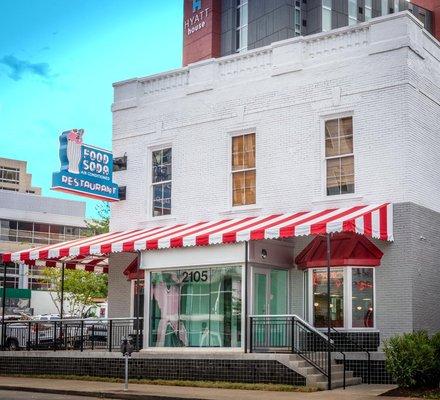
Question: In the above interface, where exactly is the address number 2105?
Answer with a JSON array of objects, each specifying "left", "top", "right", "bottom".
[{"left": 182, "top": 270, "right": 208, "bottom": 283}]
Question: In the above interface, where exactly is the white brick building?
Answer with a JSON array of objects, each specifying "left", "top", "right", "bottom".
[{"left": 109, "top": 12, "right": 440, "bottom": 353}]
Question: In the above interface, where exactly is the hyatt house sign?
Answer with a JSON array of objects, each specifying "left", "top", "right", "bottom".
[
  {"left": 52, "top": 129, "right": 119, "bottom": 202},
  {"left": 185, "top": 0, "right": 210, "bottom": 36}
]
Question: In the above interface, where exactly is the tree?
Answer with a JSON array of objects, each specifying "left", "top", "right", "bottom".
[
  {"left": 85, "top": 202, "right": 110, "bottom": 235},
  {"left": 40, "top": 268, "right": 108, "bottom": 317}
]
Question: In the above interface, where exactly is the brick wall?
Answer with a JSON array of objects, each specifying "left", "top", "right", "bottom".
[{"left": 111, "top": 13, "right": 440, "bottom": 232}]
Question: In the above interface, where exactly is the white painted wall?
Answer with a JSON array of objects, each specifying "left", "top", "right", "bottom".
[{"left": 110, "top": 13, "right": 440, "bottom": 232}]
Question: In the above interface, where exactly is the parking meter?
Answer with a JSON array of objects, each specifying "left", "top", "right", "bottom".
[
  {"left": 120, "top": 337, "right": 133, "bottom": 391},
  {"left": 120, "top": 337, "right": 134, "bottom": 356}
]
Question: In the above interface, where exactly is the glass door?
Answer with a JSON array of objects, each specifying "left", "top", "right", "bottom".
[{"left": 252, "top": 268, "right": 288, "bottom": 348}]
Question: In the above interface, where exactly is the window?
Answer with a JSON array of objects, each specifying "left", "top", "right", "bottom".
[
  {"left": 312, "top": 269, "right": 344, "bottom": 328},
  {"left": 150, "top": 266, "right": 242, "bottom": 347},
  {"left": 0, "top": 167, "right": 19, "bottom": 184},
  {"left": 322, "top": 0, "right": 332, "bottom": 31},
  {"left": 152, "top": 148, "right": 172, "bottom": 217},
  {"left": 232, "top": 133, "right": 256, "bottom": 206},
  {"left": 348, "top": 0, "right": 358, "bottom": 25},
  {"left": 352, "top": 268, "right": 374, "bottom": 328},
  {"left": 325, "top": 116, "right": 354, "bottom": 196},
  {"left": 236, "top": 0, "right": 248, "bottom": 52},
  {"left": 310, "top": 267, "right": 375, "bottom": 329},
  {"left": 364, "top": 0, "right": 372, "bottom": 20},
  {"left": 295, "top": 2, "right": 301, "bottom": 34},
  {"left": 381, "top": 0, "right": 389, "bottom": 15}
]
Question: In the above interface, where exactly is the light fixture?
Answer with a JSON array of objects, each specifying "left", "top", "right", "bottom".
[
  {"left": 314, "top": 302, "right": 319, "bottom": 307},
  {"left": 357, "top": 306, "right": 362, "bottom": 311},
  {"left": 261, "top": 249, "right": 267, "bottom": 259}
]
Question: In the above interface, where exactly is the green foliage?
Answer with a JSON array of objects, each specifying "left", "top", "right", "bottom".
[
  {"left": 431, "top": 332, "right": 440, "bottom": 379},
  {"left": 384, "top": 331, "right": 439, "bottom": 388},
  {"left": 40, "top": 268, "right": 108, "bottom": 317},
  {"left": 85, "top": 202, "right": 110, "bottom": 235}
]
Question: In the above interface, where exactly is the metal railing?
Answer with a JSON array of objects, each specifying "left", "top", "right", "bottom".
[
  {"left": 249, "top": 315, "right": 346, "bottom": 389},
  {"left": 328, "top": 326, "right": 371, "bottom": 384},
  {"left": 0, "top": 317, "right": 143, "bottom": 352}
]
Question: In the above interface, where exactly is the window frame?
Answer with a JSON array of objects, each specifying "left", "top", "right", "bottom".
[
  {"left": 149, "top": 144, "right": 173, "bottom": 219},
  {"left": 0, "top": 167, "right": 20, "bottom": 184},
  {"left": 235, "top": 0, "right": 248, "bottom": 52},
  {"left": 307, "top": 267, "right": 377, "bottom": 331},
  {"left": 322, "top": 0, "right": 332, "bottom": 32},
  {"left": 348, "top": 0, "right": 358, "bottom": 26},
  {"left": 229, "top": 130, "right": 257, "bottom": 209},
  {"left": 322, "top": 113, "right": 355, "bottom": 198}
]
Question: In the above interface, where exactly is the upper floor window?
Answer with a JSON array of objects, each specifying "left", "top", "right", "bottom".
[
  {"left": 152, "top": 148, "right": 172, "bottom": 217},
  {"left": 0, "top": 167, "right": 19, "bottom": 184},
  {"left": 381, "top": 0, "right": 389, "bottom": 15},
  {"left": 236, "top": 0, "right": 248, "bottom": 52},
  {"left": 325, "top": 117, "right": 354, "bottom": 196},
  {"left": 364, "top": 0, "right": 372, "bottom": 21},
  {"left": 232, "top": 133, "right": 255, "bottom": 206},
  {"left": 322, "top": 0, "right": 332, "bottom": 31},
  {"left": 348, "top": 0, "right": 358, "bottom": 25}
]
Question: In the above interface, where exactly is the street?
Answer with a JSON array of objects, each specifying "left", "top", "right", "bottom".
[{"left": 0, "top": 390, "right": 103, "bottom": 400}]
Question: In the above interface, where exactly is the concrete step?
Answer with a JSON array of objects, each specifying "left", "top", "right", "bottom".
[
  {"left": 306, "top": 371, "right": 354, "bottom": 385},
  {"left": 316, "top": 377, "right": 363, "bottom": 390},
  {"left": 290, "top": 361, "right": 344, "bottom": 375}
]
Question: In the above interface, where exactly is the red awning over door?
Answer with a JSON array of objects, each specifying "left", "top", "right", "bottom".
[{"left": 295, "top": 232, "right": 384, "bottom": 269}]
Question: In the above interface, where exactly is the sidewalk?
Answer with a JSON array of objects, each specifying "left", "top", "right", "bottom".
[{"left": 0, "top": 377, "right": 401, "bottom": 400}]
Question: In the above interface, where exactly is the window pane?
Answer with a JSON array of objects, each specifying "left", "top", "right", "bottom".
[
  {"left": 340, "top": 156, "right": 354, "bottom": 176},
  {"left": 325, "top": 120, "right": 339, "bottom": 156},
  {"left": 340, "top": 117, "right": 352, "bottom": 136},
  {"left": 232, "top": 135, "right": 243, "bottom": 154},
  {"left": 327, "top": 158, "right": 340, "bottom": 179},
  {"left": 352, "top": 268, "right": 374, "bottom": 328},
  {"left": 233, "top": 171, "right": 245, "bottom": 190},
  {"left": 322, "top": 7, "right": 332, "bottom": 31},
  {"left": 233, "top": 189, "right": 244, "bottom": 206},
  {"left": 232, "top": 152, "right": 244, "bottom": 171},
  {"left": 326, "top": 177, "right": 340, "bottom": 196},
  {"left": 244, "top": 170, "right": 255, "bottom": 188},
  {"left": 339, "top": 135, "right": 353, "bottom": 155},
  {"left": 313, "top": 270, "right": 344, "bottom": 328},
  {"left": 150, "top": 267, "right": 242, "bottom": 347}
]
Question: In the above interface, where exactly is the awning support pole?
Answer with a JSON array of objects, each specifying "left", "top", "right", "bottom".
[
  {"left": 2, "top": 262, "right": 7, "bottom": 350},
  {"left": 135, "top": 250, "right": 141, "bottom": 352},
  {"left": 60, "top": 262, "right": 65, "bottom": 320},
  {"left": 244, "top": 241, "right": 249, "bottom": 353},
  {"left": 326, "top": 233, "right": 332, "bottom": 390}
]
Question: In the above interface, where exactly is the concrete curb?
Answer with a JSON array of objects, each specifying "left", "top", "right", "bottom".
[{"left": 0, "top": 385, "right": 208, "bottom": 400}]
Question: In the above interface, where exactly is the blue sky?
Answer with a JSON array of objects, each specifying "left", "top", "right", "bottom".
[{"left": 0, "top": 0, "right": 183, "bottom": 217}]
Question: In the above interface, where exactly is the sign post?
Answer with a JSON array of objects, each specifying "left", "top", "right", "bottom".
[{"left": 52, "top": 129, "right": 119, "bottom": 202}]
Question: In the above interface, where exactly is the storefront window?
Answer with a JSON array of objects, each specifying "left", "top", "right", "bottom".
[
  {"left": 310, "top": 267, "right": 375, "bottom": 329},
  {"left": 352, "top": 268, "right": 374, "bottom": 328},
  {"left": 150, "top": 266, "right": 241, "bottom": 347},
  {"left": 312, "top": 269, "right": 344, "bottom": 328}
]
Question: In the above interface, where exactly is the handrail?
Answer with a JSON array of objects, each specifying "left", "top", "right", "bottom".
[
  {"left": 293, "top": 317, "right": 346, "bottom": 389},
  {"left": 328, "top": 327, "right": 371, "bottom": 384},
  {"left": 2, "top": 317, "right": 143, "bottom": 323},
  {"left": 249, "top": 314, "right": 333, "bottom": 343},
  {"left": 249, "top": 315, "right": 346, "bottom": 389}
]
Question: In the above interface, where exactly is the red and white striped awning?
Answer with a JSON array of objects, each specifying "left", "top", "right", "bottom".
[{"left": 1, "top": 203, "right": 393, "bottom": 267}]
